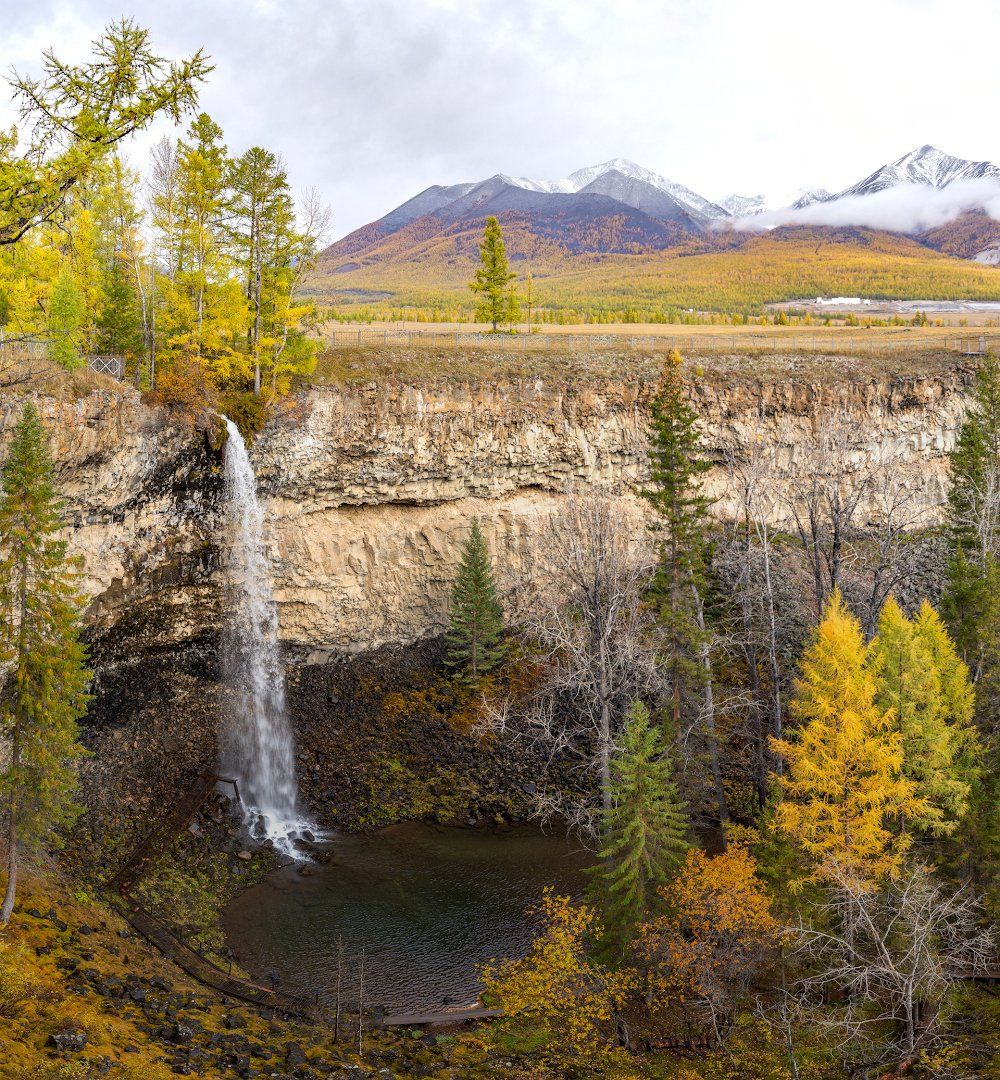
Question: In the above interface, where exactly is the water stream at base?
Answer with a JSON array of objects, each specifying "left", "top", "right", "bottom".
[{"left": 220, "top": 418, "right": 314, "bottom": 858}]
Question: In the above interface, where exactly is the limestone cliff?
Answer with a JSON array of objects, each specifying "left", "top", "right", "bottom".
[{"left": 6, "top": 352, "right": 976, "bottom": 662}]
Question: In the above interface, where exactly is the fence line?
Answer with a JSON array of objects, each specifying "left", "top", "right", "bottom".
[
  {"left": 322, "top": 327, "right": 1000, "bottom": 355},
  {"left": 0, "top": 336, "right": 127, "bottom": 380}
]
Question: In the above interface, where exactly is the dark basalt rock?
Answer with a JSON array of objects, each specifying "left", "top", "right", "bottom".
[{"left": 48, "top": 1029, "right": 88, "bottom": 1052}]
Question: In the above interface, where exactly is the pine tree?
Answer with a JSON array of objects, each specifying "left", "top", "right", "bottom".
[
  {"left": 470, "top": 216, "right": 517, "bottom": 332},
  {"left": 772, "top": 591, "right": 924, "bottom": 883},
  {"left": 0, "top": 402, "right": 91, "bottom": 925},
  {"left": 871, "top": 598, "right": 973, "bottom": 836},
  {"left": 643, "top": 351, "right": 728, "bottom": 828},
  {"left": 445, "top": 518, "right": 506, "bottom": 682},
  {"left": 593, "top": 701, "right": 688, "bottom": 948}
]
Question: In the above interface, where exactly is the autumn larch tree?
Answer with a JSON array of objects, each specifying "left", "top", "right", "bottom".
[
  {"left": 771, "top": 591, "right": 924, "bottom": 884},
  {"left": 445, "top": 517, "right": 506, "bottom": 682},
  {"left": 593, "top": 700, "right": 689, "bottom": 951},
  {"left": 0, "top": 19, "right": 209, "bottom": 246},
  {"left": 0, "top": 402, "right": 91, "bottom": 925},
  {"left": 470, "top": 216, "right": 517, "bottom": 332}
]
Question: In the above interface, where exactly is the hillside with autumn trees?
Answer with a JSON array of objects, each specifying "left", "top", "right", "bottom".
[
  {"left": 0, "top": 85, "right": 329, "bottom": 433},
  {"left": 311, "top": 219, "right": 1000, "bottom": 322},
  {"left": 2, "top": 16, "right": 1000, "bottom": 1080}
]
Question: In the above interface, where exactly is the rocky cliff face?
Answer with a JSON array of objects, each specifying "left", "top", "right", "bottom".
[
  {"left": 250, "top": 359, "right": 973, "bottom": 656},
  {"left": 12, "top": 354, "right": 975, "bottom": 663}
]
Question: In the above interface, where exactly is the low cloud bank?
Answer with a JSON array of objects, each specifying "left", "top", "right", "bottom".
[{"left": 730, "top": 178, "right": 1000, "bottom": 234}]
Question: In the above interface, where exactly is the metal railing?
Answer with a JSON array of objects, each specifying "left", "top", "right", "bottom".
[{"left": 0, "top": 336, "right": 126, "bottom": 380}]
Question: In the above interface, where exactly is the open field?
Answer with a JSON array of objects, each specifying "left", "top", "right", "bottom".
[
  {"left": 309, "top": 339, "right": 971, "bottom": 388},
  {"left": 317, "top": 321, "right": 999, "bottom": 358}
]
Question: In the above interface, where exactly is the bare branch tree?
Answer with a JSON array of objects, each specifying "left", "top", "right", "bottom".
[
  {"left": 851, "top": 446, "right": 930, "bottom": 638},
  {"left": 488, "top": 490, "right": 661, "bottom": 837},
  {"left": 791, "top": 862, "right": 995, "bottom": 1065},
  {"left": 784, "top": 409, "right": 875, "bottom": 619}
]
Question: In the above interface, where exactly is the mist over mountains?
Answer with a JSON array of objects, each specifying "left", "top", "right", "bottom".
[{"left": 324, "top": 145, "right": 1000, "bottom": 267}]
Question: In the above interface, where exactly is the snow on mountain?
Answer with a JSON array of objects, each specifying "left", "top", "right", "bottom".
[
  {"left": 836, "top": 145, "right": 1000, "bottom": 199},
  {"left": 508, "top": 158, "right": 730, "bottom": 222},
  {"left": 790, "top": 187, "right": 832, "bottom": 210},
  {"left": 576, "top": 169, "right": 701, "bottom": 225},
  {"left": 719, "top": 194, "right": 767, "bottom": 217}
]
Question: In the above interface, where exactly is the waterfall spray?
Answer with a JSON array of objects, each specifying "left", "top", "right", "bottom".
[{"left": 221, "top": 418, "right": 312, "bottom": 857}]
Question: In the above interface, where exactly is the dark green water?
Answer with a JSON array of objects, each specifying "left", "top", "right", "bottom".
[{"left": 223, "top": 823, "right": 592, "bottom": 1012}]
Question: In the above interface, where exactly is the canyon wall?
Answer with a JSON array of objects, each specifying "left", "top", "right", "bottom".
[
  {"left": 11, "top": 353, "right": 975, "bottom": 661},
  {"left": 250, "top": 356, "right": 972, "bottom": 657}
]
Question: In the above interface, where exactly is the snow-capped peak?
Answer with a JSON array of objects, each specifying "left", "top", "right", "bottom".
[
  {"left": 719, "top": 194, "right": 767, "bottom": 217},
  {"left": 506, "top": 158, "right": 730, "bottom": 220},
  {"left": 790, "top": 187, "right": 832, "bottom": 209},
  {"left": 837, "top": 145, "right": 1000, "bottom": 199}
]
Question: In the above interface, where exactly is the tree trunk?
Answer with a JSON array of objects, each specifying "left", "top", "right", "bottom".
[
  {"left": 0, "top": 816, "right": 16, "bottom": 926},
  {"left": 693, "top": 584, "right": 729, "bottom": 837},
  {"left": 761, "top": 529, "right": 783, "bottom": 768},
  {"left": 598, "top": 620, "right": 613, "bottom": 816}
]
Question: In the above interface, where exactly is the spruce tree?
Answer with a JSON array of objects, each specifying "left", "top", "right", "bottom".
[
  {"left": 96, "top": 260, "right": 144, "bottom": 361},
  {"left": 772, "top": 591, "right": 925, "bottom": 883},
  {"left": 445, "top": 518, "right": 506, "bottom": 682},
  {"left": 942, "top": 353, "right": 1000, "bottom": 684},
  {"left": 871, "top": 598, "right": 973, "bottom": 836},
  {"left": 470, "top": 216, "right": 517, "bottom": 332},
  {"left": 642, "top": 350, "right": 728, "bottom": 827},
  {"left": 594, "top": 701, "right": 688, "bottom": 949},
  {"left": 0, "top": 402, "right": 91, "bottom": 925}
]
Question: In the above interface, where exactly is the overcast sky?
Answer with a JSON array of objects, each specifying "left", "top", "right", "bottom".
[{"left": 0, "top": 0, "right": 997, "bottom": 238}]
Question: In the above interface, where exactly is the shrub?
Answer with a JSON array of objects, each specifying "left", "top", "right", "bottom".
[
  {"left": 147, "top": 351, "right": 217, "bottom": 419},
  {"left": 0, "top": 943, "right": 33, "bottom": 1018},
  {"left": 219, "top": 389, "right": 270, "bottom": 444}
]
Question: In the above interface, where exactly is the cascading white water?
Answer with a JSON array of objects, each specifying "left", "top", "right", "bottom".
[{"left": 221, "top": 418, "right": 313, "bottom": 857}]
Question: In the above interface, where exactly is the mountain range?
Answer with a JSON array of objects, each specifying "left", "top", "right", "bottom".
[{"left": 311, "top": 145, "right": 1000, "bottom": 314}]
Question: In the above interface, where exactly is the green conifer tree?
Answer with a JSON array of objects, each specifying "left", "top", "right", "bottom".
[
  {"left": 445, "top": 518, "right": 506, "bottom": 682},
  {"left": 47, "top": 267, "right": 86, "bottom": 370},
  {"left": 470, "top": 216, "right": 517, "bottom": 332},
  {"left": 942, "top": 353, "right": 1000, "bottom": 685},
  {"left": 0, "top": 402, "right": 91, "bottom": 925},
  {"left": 594, "top": 701, "right": 688, "bottom": 948},
  {"left": 643, "top": 351, "right": 728, "bottom": 828},
  {"left": 96, "top": 259, "right": 144, "bottom": 361},
  {"left": 871, "top": 598, "right": 973, "bottom": 836}
]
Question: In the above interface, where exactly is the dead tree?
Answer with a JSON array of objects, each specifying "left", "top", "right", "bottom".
[
  {"left": 792, "top": 862, "right": 995, "bottom": 1064},
  {"left": 852, "top": 446, "right": 929, "bottom": 638},
  {"left": 722, "top": 441, "right": 787, "bottom": 803},
  {"left": 785, "top": 409, "right": 875, "bottom": 619},
  {"left": 489, "top": 490, "right": 661, "bottom": 836}
]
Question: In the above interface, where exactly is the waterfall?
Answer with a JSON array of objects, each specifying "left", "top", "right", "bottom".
[{"left": 220, "top": 418, "right": 312, "bottom": 857}]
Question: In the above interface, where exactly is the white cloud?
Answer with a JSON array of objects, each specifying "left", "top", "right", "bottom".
[
  {"left": 729, "top": 179, "right": 1000, "bottom": 235},
  {"left": 0, "top": 0, "right": 998, "bottom": 236}
]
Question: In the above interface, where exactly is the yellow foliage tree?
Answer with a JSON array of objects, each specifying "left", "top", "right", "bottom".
[
  {"left": 481, "top": 887, "right": 634, "bottom": 1062},
  {"left": 771, "top": 591, "right": 925, "bottom": 883},
  {"left": 639, "top": 845, "right": 781, "bottom": 1021}
]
